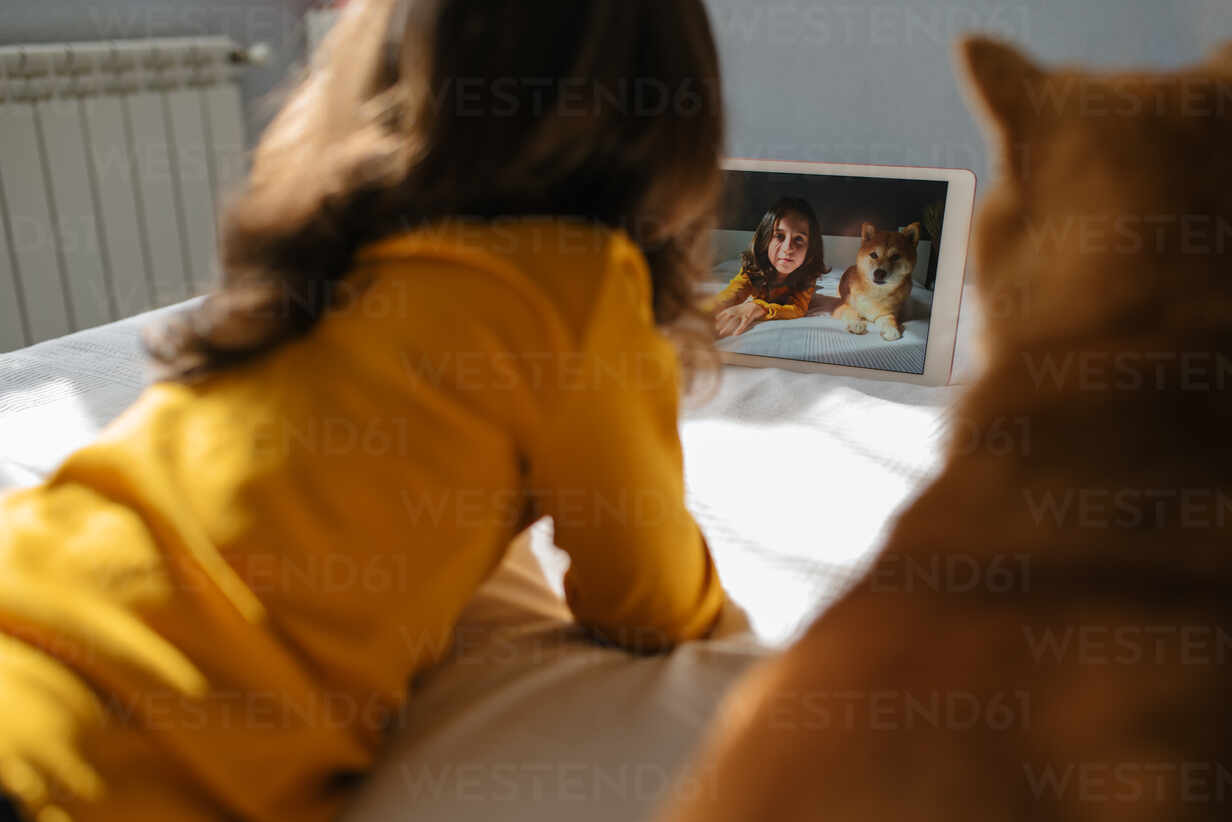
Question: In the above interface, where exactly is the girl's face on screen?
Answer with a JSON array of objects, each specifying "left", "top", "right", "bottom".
[{"left": 768, "top": 213, "right": 809, "bottom": 277}]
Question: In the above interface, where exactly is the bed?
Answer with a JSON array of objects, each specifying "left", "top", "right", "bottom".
[
  {"left": 706, "top": 242, "right": 935, "bottom": 375},
  {"left": 0, "top": 301, "right": 965, "bottom": 821}
]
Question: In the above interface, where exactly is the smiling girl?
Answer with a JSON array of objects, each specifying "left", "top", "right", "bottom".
[{"left": 710, "top": 197, "right": 831, "bottom": 338}]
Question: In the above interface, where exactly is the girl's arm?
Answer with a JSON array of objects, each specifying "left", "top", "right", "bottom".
[
  {"left": 527, "top": 259, "right": 725, "bottom": 653},
  {"left": 702, "top": 271, "right": 754, "bottom": 314},
  {"left": 752, "top": 283, "right": 815, "bottom": 321}
]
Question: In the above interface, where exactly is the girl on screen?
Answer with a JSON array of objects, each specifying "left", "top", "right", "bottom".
[{"left": 709, "top": 196, "right": 831, "bottom": 338}]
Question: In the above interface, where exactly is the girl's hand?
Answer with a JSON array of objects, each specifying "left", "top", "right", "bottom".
[
  {"left": 0, "top": 637, "right": 107, "bottom": 815},
  {"left": 715, "top": 302, "right": 766, "bottom": 338}
]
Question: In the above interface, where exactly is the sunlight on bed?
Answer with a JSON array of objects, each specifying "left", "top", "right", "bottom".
[
  {"left": 0, "top": 377, "right": 101, "bottom": 490},
  {"left": 680, "top": 385, "right": 948, "bottom": 644}
]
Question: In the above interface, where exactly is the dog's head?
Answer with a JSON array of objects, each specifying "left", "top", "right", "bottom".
[
  {"left": 855, "top": 223, "right": 920, "bottom": 288},
  {"left": 958, "top": 37, "right": 1232, "bottom": 357}
]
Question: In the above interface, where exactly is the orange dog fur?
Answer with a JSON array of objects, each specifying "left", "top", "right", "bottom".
[
  {"left": 832, "top": 222, "right": 920, "bottom": 341},
  {"left": 658, "top": 36, "right": 1232, "bottom": 822}
]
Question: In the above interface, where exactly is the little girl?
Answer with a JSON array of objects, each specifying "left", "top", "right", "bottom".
[
  {"left": 709, "top": 197, "right": 831, "bottom": 338},
  {"left": 0, "top": 1, "right": 728, "bottom": 820}
]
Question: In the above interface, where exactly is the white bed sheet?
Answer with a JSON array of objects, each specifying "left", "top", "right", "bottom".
[
  {"left": 0, "top": 303, "right": 965, "bottom": 820},
  {"left": 707, "top": 257, "right": 935, "bottom": 374}
]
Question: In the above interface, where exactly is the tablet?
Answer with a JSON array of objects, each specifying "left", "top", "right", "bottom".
[{"left": 709, "top": 159, "right": 976, "bottom": 386}]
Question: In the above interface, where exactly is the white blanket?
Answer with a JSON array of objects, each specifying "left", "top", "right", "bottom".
[
  {"left": 0, "top": 303, "right": 964, "bottom": 820},
  {"left": 707, "top": 256, "right": 935, "bottom": 374}
]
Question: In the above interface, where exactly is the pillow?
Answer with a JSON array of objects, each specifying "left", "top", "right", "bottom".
[{"left": 340, "top": 522, "right": 766, "bottom": 822}]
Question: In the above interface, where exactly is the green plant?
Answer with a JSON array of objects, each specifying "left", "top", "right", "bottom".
[{"left": 922, "top": 200, "right": 944, "bottom": 242}]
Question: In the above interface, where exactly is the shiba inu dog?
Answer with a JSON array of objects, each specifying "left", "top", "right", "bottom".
[
  {"left": 833, "top": 222, "right": 920, "bottom": 340},
  {"left": 658, "top": 36, "right": 1232, "bottom": 822}
]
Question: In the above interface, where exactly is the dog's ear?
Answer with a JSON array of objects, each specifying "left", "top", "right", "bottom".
[
  {"left": 956, "top": 37, "right": 1045, "bottom": 179},
  {"left": 861, "top": 223, "right": 877, "bottom": 243},
  {"left": 957, "top": 36, "right": 1043, "bottom": 132},
  {"left": 901, "top": 222, "right": 921, "bottom": 247},
  {"left": 1210, "top": 40, "right": 1232, "bottom": 72}
]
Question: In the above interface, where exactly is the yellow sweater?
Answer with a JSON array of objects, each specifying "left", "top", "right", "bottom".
[
  {"left": 0, "top": 217, "right": 725, "bottom": 822},
  {"left": 706, "top": 263, "right": 815, "bottom": 320}
]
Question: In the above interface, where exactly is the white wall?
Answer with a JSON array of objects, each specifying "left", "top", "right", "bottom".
[{"left": 703, "top": 0, "right": 1232, "bottom": 380}]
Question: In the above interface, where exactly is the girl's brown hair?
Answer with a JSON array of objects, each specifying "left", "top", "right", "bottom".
[
  {"left": 741, "top": 196, "right": 830, "bottom": 298},
  {"left": 145, "top": 0, "right": 726, "bottom": 383}
]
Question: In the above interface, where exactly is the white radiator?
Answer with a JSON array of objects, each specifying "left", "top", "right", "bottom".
[{"left": 0, "top": 37, "right": 258, "bottom": 352}]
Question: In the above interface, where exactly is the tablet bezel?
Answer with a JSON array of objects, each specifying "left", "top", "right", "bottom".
[{"left": 715, "top": 159, "right": 976, "bottom": 387}]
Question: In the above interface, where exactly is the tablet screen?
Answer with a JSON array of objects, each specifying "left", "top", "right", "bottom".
[{"left": 709, "top": 169, "right": 952, "bottom": 376}]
